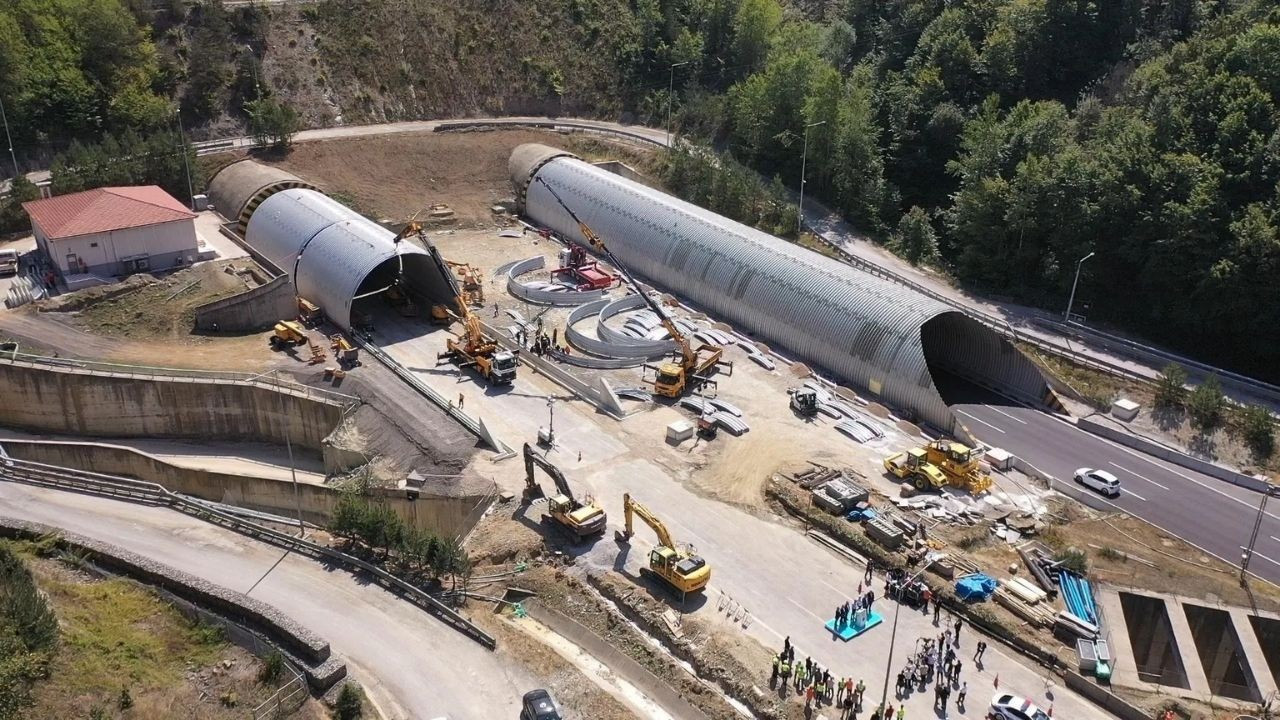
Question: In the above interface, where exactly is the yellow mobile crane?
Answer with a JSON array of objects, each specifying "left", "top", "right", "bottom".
[
  {"left": 522, "top": 443, "right": 607, "bottom": 539},
  {"left": 619, "top": 493, "right": 710, "bottom": 597},
  {"left": 436, "top": 294, "right": 518, "bottom": 385},
  {"left": 534, "top": 177, "right": 731, "bottom": 398}
]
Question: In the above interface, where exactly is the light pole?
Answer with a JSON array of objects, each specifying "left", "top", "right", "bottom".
[
  {"left": 797, "top": 120, "right": 826, "bottom": 234},
  {"left": 0, "top": 94, "right": 18, "bottom": 179},
  {"left": 274, "top": 371, "right": 307, "bottom": 537},
  {"left": 1241, "top": 485, "right": 1279, "bottom": 585},
  {"left": 666, "top": 61, "right": 690, "bottom": 148},
  {"left": 1063, "top": 251, "right": 1095, "bottom": 322},
  {"left": 174, "top": 107, "right": 196, "bottom": 211},
  {"left": 877, "top": 554, "right": 945, "bottom": 718},
  {"left": 243, "top": 44, "right": 261, "bottom": 99}
]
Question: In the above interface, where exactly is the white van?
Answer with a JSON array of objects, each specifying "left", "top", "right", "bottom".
[
  {"left": 0, "top": 249, "right": 17, "bottom": 276},
  {"left": 1074, "top": 467, "right": 1121, "bottom": 497}
]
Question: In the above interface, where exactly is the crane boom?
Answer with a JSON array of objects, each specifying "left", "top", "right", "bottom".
[
  {"left": 622, "top": 492, "right": 675, "bottom": 550},
  {"left": 534, "top": 177, "right": 696, "bottom": 368}
]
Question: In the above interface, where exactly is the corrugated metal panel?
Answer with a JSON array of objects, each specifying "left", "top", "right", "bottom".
[
  {"left": 207, "top": 160, "right": 317, "bottom": 233},
  {"left": 296, "top": 218, "right": 429, "bottom": 330},
  {"left": 246, "top": 189, "right": 362, "bottom": 276},
  {"left": 515, "top": 145, "right": 1049, "bottom": 434}
]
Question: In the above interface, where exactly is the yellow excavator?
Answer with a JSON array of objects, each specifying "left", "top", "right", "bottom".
[
  {"left": 522, "top": 443, "right": 606, "bottom": 539},
  {"left": 436, "top": 294, "right": 518, "bottom": 385},
  {"left": 534, "top": 177, "right": 731, "bottom": 398},
  {"left": 619, "top": 493, "right": 710, "bottom": 598}
]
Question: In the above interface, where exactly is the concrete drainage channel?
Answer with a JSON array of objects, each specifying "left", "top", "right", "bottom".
[{"left": 0, "top": 457, "right": 497, "bottom": 650}]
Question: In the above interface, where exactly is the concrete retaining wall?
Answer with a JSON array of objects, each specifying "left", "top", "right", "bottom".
[
  {"left": 0, "top": 363, "right": 343, "bottom": 452},
  {"left": 1076, "top": 417, "right": 1271, "bottom": 492},
  {"left": 2, "top": 440, "right": 489, "bottom": 539},
  {"left": 194, "top": 274, "right": 298, "bottom": 332},
  {"left": 0, "top": 516, "right": 347, "bottom": 691},
  {"left": 1064, "top": 671, "right": 1151, "bottom": 720}
]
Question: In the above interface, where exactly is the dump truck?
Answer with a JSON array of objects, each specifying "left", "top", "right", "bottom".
[
  {"left": 534, "top": 176, "right": 731, "bottom": 398},
  {"left": 268, "top": 320, "right": 308, "bottom": 349},
  {"left": 619, "top": 493, "right": 710, "bottom": 598},
  {"left": 923, "top": 439, "right": 993, "bottom": 493},
  {"left": 522, "top": 443, "right": 606, "bottom": 539},
  {"left": 883, "top": 447, "right": 949, "bottom": 492}
]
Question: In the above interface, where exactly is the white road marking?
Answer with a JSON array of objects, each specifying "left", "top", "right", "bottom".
[
  {"left": 984, "top": 405, "right": 1027, "bottom": 424},
  {"left": 1242, "top": 547, "right": 1280, "bottom": 569},
  {"left": 1272, "top": 536, "right": 1280, "bottom": 544},
  {"left": 1120, "top": 487, "right": 1147, "bottom": 502},
  {"left": 955, "top": 409, "right": 1004, "bottom": 434},
  {"left": 787, "top": 597, "right": 827, "bottom": 623},
  {"left": 1108, "top": 462, "right": 1169, "bottom": 490}
]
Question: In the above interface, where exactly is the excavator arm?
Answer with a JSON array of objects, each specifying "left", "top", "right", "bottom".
[
  {"left": 534, "top": 177, "right": 696, "bottom": 368},
  {"left": 523, "top": 443, "right": 577, "bottom": 506},
  {"left": 622, "top": 493, "right": 675, "bottom": 550}
]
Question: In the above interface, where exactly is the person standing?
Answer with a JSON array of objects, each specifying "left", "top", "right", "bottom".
[
  {"left": 865, "top": 561, "right": 874, "bottom": 585},
  {"left": 974, "top": 640, "right": 987, "bottom": 663},
  {"left": 957, "top": 681, "right": 967, "bottom": 709},
  {"left": 897, "top": 705, "right": 906, "bottom": 720},
  {"left": 771, "top": 654, "right": 779, "bottom": 683},
  {"left": 933, "top": 601, "right": 941, "bottom": 623},
  {"left": 952, "top": 660, "right": 963, "bottom": 684},
  {"left": 954, "top": 617, "right": 963, "bottom": 646},
  {"left": 784, "top": 635, "right": 791, "bottom": 656}
]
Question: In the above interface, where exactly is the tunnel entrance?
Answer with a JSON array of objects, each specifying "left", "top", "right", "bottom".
[
  {"left": 1184, "top": 604, "right": 1260, "bottom": 701},
  {"left": 1119, "top": 592, "right": 1190, "bottom": 688},
  {"left": 350, "top": 252, "right": 456, "bottom": 330},
  {"left": 921, "top": 311, "right": 1053, "bottom": 410}
]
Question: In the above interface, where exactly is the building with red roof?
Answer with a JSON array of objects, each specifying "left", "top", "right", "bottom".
[{"left": 22, "top": 186, "right": 197, "bottom": 284}]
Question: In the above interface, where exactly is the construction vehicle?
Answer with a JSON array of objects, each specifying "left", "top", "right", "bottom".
[
  {"left": 922, "top": 439, "right": 993, "bottom": 493},
  {"left": 521, "top": 443, "right": 606, "bottom": 539},
  {"left": 436, "top": 295, "right": 518, "bottom": 385},
  {"left": 619, "top": 493, "right": 710, "bottom": 597},
  {"left": 330, "top": 333, "right": 359, "bottom": 365},
  {"left": 790, "top": 387, "right": 819, "bottom": 416},
  {"left": 883, "top": 447, "right": 949, "bottom": 492},
  {"left": 268, "top": 320, "right": 308, "bottom": 350},
  {"left": 534, "top": 177, "right": 731, "bottom": 398},
  {"left": 552, "top": 245, "right": 616, "bottom": 290},
  {"left": 297, "top": 297, "right": 322, "bottom": 325},
  {"left": 446, "top": 261, "right": 485, "bottom": 306}
]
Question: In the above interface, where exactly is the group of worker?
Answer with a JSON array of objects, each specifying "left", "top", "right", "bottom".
[
  {"left": 770, "top": 636, "right": 865, "bottom": 717},
  {"left": 889, "top": 628, "right": 970, "bottom": 713}
]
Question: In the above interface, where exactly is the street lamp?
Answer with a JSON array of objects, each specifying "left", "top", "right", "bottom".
[
  {"left": 173, "top": 107, "right": 196, "bottom": 211},
  {"left": 1241, "top": 485, "right": 1280, "bottom": 585},
  {"left": 1063, "top": 251, "right": 1095, "bottom": 322},
  {"left": 877, "top": 553, "right": 946, "bottom": 719},
  {"left": 666, "top": 61, "right": 690, "bottom": 148},
  {"left": 797, "top": 120, "right": 826, "bottom": 234},
  {"left": 0, "top": 94, "right": 17, "bottom": 180}
]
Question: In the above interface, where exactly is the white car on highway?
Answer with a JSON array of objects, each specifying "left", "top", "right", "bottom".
[
  {"left": 1074, "top": 467, "right": 1121, "bottom": 497},
  {"left": 989, "top": 693, "right": 1051, "bottom": 720}
]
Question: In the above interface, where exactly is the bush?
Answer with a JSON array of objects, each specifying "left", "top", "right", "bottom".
[
  {"left": 1154, "top": 364, "right": 1188, "bottom": 411},
  {"left": 889, "top": 206, "right": 939, "bottom": 265},
  {"left": 334, "top": 683, "right": 364, "bottom": 720},
  {"left": 1187, "top": 375, "right": 1225, "bottom": 432},
  {"left": 258, "top": 651, "right": 284, "bottom": 684},
  {"left": 1053, "top": 547, "right": 1089, "bottom": 575},
  {"left": 0, "top": 546, "right": 58, "bottom": 652},
  {"left": 1239, "top": 404, "right": 1276, "bottom": 461}
]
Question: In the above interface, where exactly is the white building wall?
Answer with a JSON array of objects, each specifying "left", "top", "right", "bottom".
[{"left": 49, "top": 219, "right": 198, "bottom": 275}]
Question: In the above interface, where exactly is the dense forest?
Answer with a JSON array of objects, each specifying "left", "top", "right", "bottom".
[{"left": 0, "top": 0, "right": 1277, "bottom": 380}]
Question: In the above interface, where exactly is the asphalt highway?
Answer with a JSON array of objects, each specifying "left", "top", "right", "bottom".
[{"left": 939, "top": 375, "right": 1280, "bottom": 585}]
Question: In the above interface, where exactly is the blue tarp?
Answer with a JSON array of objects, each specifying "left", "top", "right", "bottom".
[{"left": 955, "top": 573, "right": 997, "bottom": 601}]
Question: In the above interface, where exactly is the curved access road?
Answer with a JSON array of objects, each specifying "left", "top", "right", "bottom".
[{"left": 0, "top": 481, "right": 538, "bottom": 720}]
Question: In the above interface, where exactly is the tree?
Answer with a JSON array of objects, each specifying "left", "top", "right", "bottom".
[
  {"left": 1187, "top": 375, "right": 1225, "bottom": 433},
  {"left": 1238, "top": 405, "right": 1275, "bottom": 461},
  {"left": 890, "top": 206, "right": 938, "bottom": 265},
  {"left": 1154, "top": 364, "right": 1188, "bottom": 411},
  {"left": 246, "top": 97, "right": 301, "bottom": 151},
  {"left": 730, "top": 0, "right": 781, "bottom": 76},
  {"left": 0, "top": 176, "right": 39, "bottom": 234}
]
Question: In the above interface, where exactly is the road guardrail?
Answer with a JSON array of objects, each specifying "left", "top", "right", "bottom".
[{"left": 0, "top": 456, "right": 497, "bottom": 650}]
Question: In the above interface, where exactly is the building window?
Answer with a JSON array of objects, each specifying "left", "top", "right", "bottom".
[{"left": 90, "top": 242, "right": 98, "bottom": 247}]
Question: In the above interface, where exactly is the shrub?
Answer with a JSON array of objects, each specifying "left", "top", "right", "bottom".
[
  {"left": 1154, "top": 364, "right": 1188, "bottom": 411},
  {"left": 334, "top": 683, "right": 364, "bottom": 720},
  {"left": 1054, "top": 547, "right": 1089, "bottom": 575},
  {"left": 258, "top": 651, "right": 284, "bottom": 684},
  {"left": 1187, "top": 375, "right": 1225, "bottom": 432},
  {"left": 1239, "top": 404, "right": 1276, "bottom": 461}
]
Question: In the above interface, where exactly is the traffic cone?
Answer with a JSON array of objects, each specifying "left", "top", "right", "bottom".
[{"left": 993, "top": 674, "right": 999, "bottom": 688}]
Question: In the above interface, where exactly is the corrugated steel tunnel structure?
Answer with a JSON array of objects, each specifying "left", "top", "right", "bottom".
[
  {"left": 207, "top": 159, "right": 318, "bottom": 236},
  {"left": 510, "top": 143, "right": 1061, "bottom": 438},
  {"left": 244, "top": 188, "right": 455, "bottom": 331}
]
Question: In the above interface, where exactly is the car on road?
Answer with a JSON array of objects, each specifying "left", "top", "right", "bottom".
[
  {"left": 521, "top": 689, "right": 563, "bottom": 720},
  {"left": 1074, "top": 467, "right": 1121, "bottom": 497},
  {"left": 989, "top": 693, "right": 1051, "bottom": 720}
]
